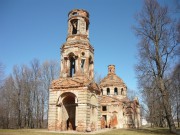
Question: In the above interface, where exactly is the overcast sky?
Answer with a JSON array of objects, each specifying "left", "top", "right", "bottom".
[{"left": 0, "top": 0, "right": 176, "bottom": 92}]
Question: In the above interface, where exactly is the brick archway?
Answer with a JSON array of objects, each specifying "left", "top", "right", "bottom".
[{"left": 61, "top": 92, "right": 77, "bottom": 130}]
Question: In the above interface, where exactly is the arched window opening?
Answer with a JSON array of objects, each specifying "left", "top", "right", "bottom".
[
  {"left": 101, "top": 89, "right": 103, "bottom": 95},
  {"left": 81, "top": 59, "right": 85, "bottom": 72},
  {"left": 89, "top": 56, "right": 93, "bottom": 78},
  {"left": 89, "top": 56, "right": 93, "bottom": 65},
  {"left": 86, "top": 23, "right": 89, "bottom": 31},
  {"left": 70, "top": 56, "right": 75, "bottom": 77},
  {"left": 114, "top": 88, "right": 118, "bottom": 95},
  {"left": 72, "top": 12, "right": 78, "bottom": 16},
  {"left": 71, "top": 19, "right": 78, "bottom": 34},
  {"left": 107, "top": 88, "right": 110, "bottom": 95},
  {"left": 121, "top": 88, "right": 123, "bottom": 95}
]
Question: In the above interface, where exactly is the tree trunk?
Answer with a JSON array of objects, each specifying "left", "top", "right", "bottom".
[
  {"left": 41, "top": 98, "right": 44, "bottom": 128},
  {"left": 159, "top": 79, "right": 176, "bottom": 133},
  {"left": 177, "top": 102, "right": 179, "bottom": 128},
  {"left": 18, "top": 91, "right": 21, "bottom": 129}
]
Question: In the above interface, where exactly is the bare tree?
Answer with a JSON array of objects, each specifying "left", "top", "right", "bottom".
[
  {"left": 0, "top": 75, "right": 16, "bottom": 128},
  {"left": 13, "top": 65, "right": 23, "bottom": 128},
  {"left": 0, "top": 59, "right": 59, "bottom": 129},
  {"left": 41, "top": 60, "right": 59, "bottom": 126},
  {"left": 94, "top": 71, "right": 103, "bottom": 85},
  {"left": 173, "top": 0, "right": 180, "bottom": 56},
  {"left": 127, "top": 88, "right": 139, "bottom": 101},
  {"left": 133, "top": 0, "right": 179, "bottom": 133},
  {"left": 142, "top": 84, "right": 167, "bottom": 127},
  {"left": 169, "top": 64, "right": 180, "bottom": 127},
  {"left": 20, "top": 65, "right": 33, "bottom": 128},
  {"left": 0, "top": 62, "right": 5, "bottom": 86},
  {"left": 30, "top": 59, "right": 42, "bottom": 128}
]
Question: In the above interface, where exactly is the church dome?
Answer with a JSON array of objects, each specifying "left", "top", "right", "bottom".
[{"left": 99, "top": 65, "right": 126, "bottom": 88}]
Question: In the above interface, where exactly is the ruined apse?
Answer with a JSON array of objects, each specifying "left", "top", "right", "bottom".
[{"left": 48, "top": 9, "right": 101, "bottom": 132}]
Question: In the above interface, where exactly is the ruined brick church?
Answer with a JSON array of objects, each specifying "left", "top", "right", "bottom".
[{"left": 48, "top": 9, "right": 141, "bottom": 132}]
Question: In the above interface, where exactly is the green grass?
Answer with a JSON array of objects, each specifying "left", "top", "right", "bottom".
[{"left": 0, "top": 128, "right": 179, "bottom": 135}]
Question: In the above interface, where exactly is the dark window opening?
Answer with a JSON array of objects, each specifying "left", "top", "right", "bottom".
[
  {"left": 88, "top": 56, "right": 93, "bottom": 78},
  {"left": 121, "top": 88, "right": 123, "bottom": 95},
  {"left": 107, "top": 88, "right": 110, "bottom": 95},
  {"left": 102, "top": 115, "right": 107, "bottom": 121},
  {"left": 101, "top": 89, "right": 103, "bottom": 95},
  {"left": 114, "top": 88, "right": 118, "bottom": 95},
  {"left": 71, "top": 20, "right": 78, "bottom": 34},
  {"left": 86, "top": 23, "right": 89, "bottom": 31},
  {"left": 72, "top": 12, "right": 78, "bottom": 15},
  {"left": 89, "top": 57, "right": 93, "bottom": 65},
  {"left": 70, "top": 57, "right": 75, "bottom": 77},
  {"left": 102, "top": 106, "right": 107, "bottom": 111},
  {"left": 81, "top": 59, "right": 85, "bottom": 71},
  {"left": 102, "top": 115, "right": 107, "bottom": 128}
]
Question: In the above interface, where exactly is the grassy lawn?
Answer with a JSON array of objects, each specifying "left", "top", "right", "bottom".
[{"left": 0, "top": 128, "right": 179, "bottom": 135}]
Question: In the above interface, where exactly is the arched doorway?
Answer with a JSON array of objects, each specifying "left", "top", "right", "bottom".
[{"left": 62, "top": 93, "right": 76, "bottom": 130}]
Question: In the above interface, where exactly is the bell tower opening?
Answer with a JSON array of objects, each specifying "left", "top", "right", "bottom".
[
  {"left": 68, "top": 53, "right": 76, "bottom": 77},
  {"left": 71, "top": 19, "right": 78, "bottom": 35},
  {"left": 67, "top": 9, "right": 89, "bottom": 37},
  {"left": 70, "top": 56, "right": 75, "bottom": 77}
]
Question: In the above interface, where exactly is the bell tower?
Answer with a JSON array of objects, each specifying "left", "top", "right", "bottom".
[
  {"left": 60, "top": 9, "right": 94, "bottom": 79},
  {"left": 67, "top": 9, "right": 89, "bottom": 38},
  {"left": 48, "top": 9, "right": 100, "bottom": 132}
]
